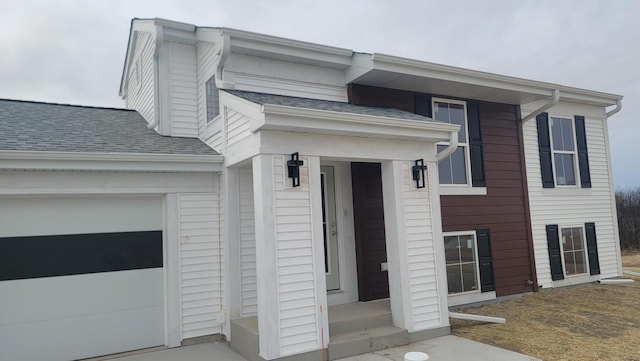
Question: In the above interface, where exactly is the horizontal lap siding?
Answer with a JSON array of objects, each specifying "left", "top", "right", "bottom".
[
  {"left": 126, "top": 32, "right": 155, "bottom": 126},
  {"left": 441, "top": 102, "right": 533, "bottom": 296},
  {"left": 226, "top": 108, "right": 251, "bottom": 146},
  {"left": 401, "top": 162, "right": 441, "bottom": 330},
  {"left": 239, "top": 169, "right": 257, "bottom": 317},
  {"left": 227, "top": 53, "right": 347, "bottom": 102},
  {"left": 169, "top": 43, "right": 198, "bottom": 138},
  {"left": 273, "top": 155, "right": 319, "bottom": 356},
  {"left": 522, "top": 107, "right": 619, "bottom": 288},
  {"left": 179, "top": 192, "right": 223, "bottom": 339},
  {"left": 347, "top": 85, "right": 535, "bottom": 297}
]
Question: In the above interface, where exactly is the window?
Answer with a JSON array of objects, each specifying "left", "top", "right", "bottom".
[
  {"left": 550, "top": 117, "right": 577, "bottom": 186},
  {"left": 444, "top": 232, "right": 479, "bottom": 294},
  {"left": 561, "top": 227, "right": 588, "bottom": 276},
  {"left": 434, "top": 99, "right": 470, "bottom": 185},
  {"left": 206, "top": 76, "right": 219, "bottom": 122}
]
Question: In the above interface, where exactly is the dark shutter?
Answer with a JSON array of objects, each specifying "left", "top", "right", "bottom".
[
  {"left": 476, "top": 229, "right": 495, "bottom": 292},
  {"left": 467, "top": 101, "right": 486, "bottom": 187},
  {"left": 574, "top": 116, "right": 592, "bottom": 188},
  {"left": 415, "top": 94, "right": 432, "bottom": 117},
  {"left": 536, "top": 113, "right": 555, "bottom": 188},
  {"left": 546, "top": 225, "right": 564, "bottom": 280},
  {"left": 585, "top": 222, "right": 600, "bottom": 275}
]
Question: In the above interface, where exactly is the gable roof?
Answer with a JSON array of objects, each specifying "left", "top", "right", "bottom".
[
  {"left": 223, "top": 90, "right": 431, "bottom": 122},
  {"left": 0, "top": 99, "right": 217, "bottom": 155}
]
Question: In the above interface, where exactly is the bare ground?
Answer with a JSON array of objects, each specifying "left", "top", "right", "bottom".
[
  {"left": 450, "top": 273, "right": 640, "bottom": 361},
  {"left": 622, "top": 250, "right": 640, "bottom": 273}
]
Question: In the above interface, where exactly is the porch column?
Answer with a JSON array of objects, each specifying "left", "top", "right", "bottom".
[
  {"left": 252, "top": 154, "right": 328, "bottom": 360},
  {"left": 224, "top": 167, "right": 242, "bottom": 325},
  {"left": 381, "top": 160, "right": 445, "bottom": 333}
]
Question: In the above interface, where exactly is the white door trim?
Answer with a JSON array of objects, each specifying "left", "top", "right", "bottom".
[{"left": 323, "top": 161, "right": 358, "bottom": 305}]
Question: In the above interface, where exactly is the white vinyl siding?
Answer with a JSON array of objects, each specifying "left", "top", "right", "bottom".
[
  {"left": 401, "top": 162, "right": 441, "bottom": 330},
  {"left": 273, "top": 155, "right": 319, "bottom": 356},
  {"left": 523, "top": 103, "right": 620, "bottom": 288},
  {"left": 226, "top": 108, "right": 252, "bottom": 146},
  {"left": 168, "top": 43, "right": 199, "bottom": 137},
  {"left": 179, "top": 192, "right": 223, "bottom": 339},
  {"left": 125, "top": 31, "right": 156, "bottom": 127},
  {"left": 239, "top": 169, "right": 257, "bottom": 317},
  {"left": 225, "top": 53, "right": 347, "bottom": 102}
]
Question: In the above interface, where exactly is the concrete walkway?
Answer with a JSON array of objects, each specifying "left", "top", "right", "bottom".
[{"left": 108, "top": 335, "right": 539, "bottom": 361}]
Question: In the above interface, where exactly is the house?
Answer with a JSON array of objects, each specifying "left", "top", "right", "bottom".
[{"left": 0, "top": 17, "right": 623, "bottom": 361}]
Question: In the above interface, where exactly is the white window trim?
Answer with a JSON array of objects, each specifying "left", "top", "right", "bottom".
[
  {"left": 558, "top": 224, "right": 589, "bottom": 278},
  {"left": 205, "top": 75, "right": 220, "bottom": 124},
  {"left": 549, "top": 116, "right": 579, "bottom": 188},
  {"left": 443, "top": 230, "right": 482, "bottom": 296},
  {"left": 433, "top": 98, "right": 486, "bottom": 195}
]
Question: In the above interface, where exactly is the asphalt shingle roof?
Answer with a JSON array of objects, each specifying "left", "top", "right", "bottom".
[
  {"left": 224, "top": 90, "right": 432, "bottom": 122},
  {"left": 0, "top": 99, "right": 218, "bottom": 155}
]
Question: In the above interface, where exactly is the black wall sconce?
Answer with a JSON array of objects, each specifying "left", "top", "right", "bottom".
[
  {"left": 287, "top": 152, "right": 304, "bottom": 187},
  {"left": 412, "top": 159, "right": 428, "bottom": 188}
]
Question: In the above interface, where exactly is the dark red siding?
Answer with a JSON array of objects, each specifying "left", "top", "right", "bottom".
[{"left": 348, "top": 84, "right": 536, "bottom": 296}]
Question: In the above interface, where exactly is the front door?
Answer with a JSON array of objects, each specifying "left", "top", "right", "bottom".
[
  {"left": 321, "top": 166, "right": 340, "bottom": 291},
  {"left": 351, "top": 162, "right": 389, "bottom": 301}
]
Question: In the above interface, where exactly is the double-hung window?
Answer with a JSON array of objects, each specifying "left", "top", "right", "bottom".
[
  {"left": 434, "top": 99, "right": 470, "bottom": 185},
  {"left": 550, "top": 117, "right": 577, "bottom": 186},
  {"left": 444, "top": 232, "right": 479, "bottom": 294},
  {"left": 560, "top": 226, "right": 588, "bottom": 276}
]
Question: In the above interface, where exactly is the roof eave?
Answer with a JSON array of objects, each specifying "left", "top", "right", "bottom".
[
  {"left": 0, "top": 151, "right": 223, "bottom": 173},
  {"left": 348, "top": 53, "right": 622, "bottom": 107}
]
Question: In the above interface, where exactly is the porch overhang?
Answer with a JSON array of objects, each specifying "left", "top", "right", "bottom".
[
  {"left": 346, "top": 53, "right": 622, "bottom": 108},
  {"left": 256, "top": 104, "right": 459, "bottom": 143}
]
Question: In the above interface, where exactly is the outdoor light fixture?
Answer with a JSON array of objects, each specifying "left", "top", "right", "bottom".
[
  {"left": 287, "top": 152, "right": 304, "bottom": 187},
  {"left": 412, "top": 159, "right": 427, "bottom": 188}
]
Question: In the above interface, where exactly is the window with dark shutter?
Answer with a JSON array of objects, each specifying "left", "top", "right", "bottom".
[
  {"left": 546, "top": 224, "right": 565, "bottom": 280},
  {"left": 574, "top": 116, "right": 592, "bottom": 188},
  {"left": 467, "top": 102, "right": 486, "bottom": 187},
  {"left": 585, "top": 222, "right": 600, "bottom": 275},
  {"left": 476, "top": 228, "right": 495, "bottom": 292},
  {"left": 536, "top": 113, "right": 555, "bottom": 188}
]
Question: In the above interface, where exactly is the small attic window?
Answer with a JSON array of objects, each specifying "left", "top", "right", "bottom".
[{"left": 206, "top": 76, "right": 219, "bottom": 122}]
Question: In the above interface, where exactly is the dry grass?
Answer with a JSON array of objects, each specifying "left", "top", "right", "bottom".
[
  {"left": 622, "top": 250, "right": 640, "bottom": 273},
  {"left": 450, "top": 281, "right": 640, "bottom": 361}
]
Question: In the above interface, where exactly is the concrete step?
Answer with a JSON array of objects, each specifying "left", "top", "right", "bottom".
[
  {"left": 230, "top": 317, "right": 260, "bottom": 361},
  {"left": 329, "top": 310, "right": 392, "bottom": 336},
  {"left": 328, "top": 299, "right": 393, "bottom": 336},
  {"left": 328, "top": 325, "right": 409, "bottom": 360}
]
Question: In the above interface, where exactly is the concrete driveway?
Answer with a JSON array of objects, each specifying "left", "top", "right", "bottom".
[{"left": 105, "top": 335, "right": 539, "bottom": 361}]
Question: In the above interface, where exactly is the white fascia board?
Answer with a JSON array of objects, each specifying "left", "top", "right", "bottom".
[
  {"left": 221, "top": 27, "right": 353, "bottom": 69},
  {"left": 368, "top": 53, "right": 622, "bottom": 107},
  {"left": 0, "top": 151, "right": 223, "bottom": 173},
  {"left": 258, "top": 104, "right": 459, "bottom": 142}
]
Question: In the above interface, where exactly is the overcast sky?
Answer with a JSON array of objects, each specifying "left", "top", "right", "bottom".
[{"left": 1, "top": 0, "right": 638, "bottom": 188}]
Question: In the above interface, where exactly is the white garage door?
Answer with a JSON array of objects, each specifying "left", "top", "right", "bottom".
[{"left": 0, "top": 196, "right": 165, "bottom": 361}]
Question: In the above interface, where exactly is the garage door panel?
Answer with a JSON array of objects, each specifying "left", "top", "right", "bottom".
[
  {"left": 0, "top": 196, "right": 165, "bottom": 361},
  {"left": 0, "top": 196, "right": 161, "bottom": 237},
  {"left": 0, "top": 303, "right": 164, "bottom": 361},
  {"left": 0, "top": 268, "right": 163, "bottom": 326}
]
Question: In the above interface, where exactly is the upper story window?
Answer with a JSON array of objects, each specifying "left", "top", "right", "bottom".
[
  {"left": 536, "top": 113, "right": 591, "bottom": 189},
  {"left": 550, "top": 117, "right": 577, "bottom": 186},
  {"left": 433, "top": 98, "right": 470, "bottom": 185},
  {"left": 206, "top": 76, "right": 219, "bottom": 123}
]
